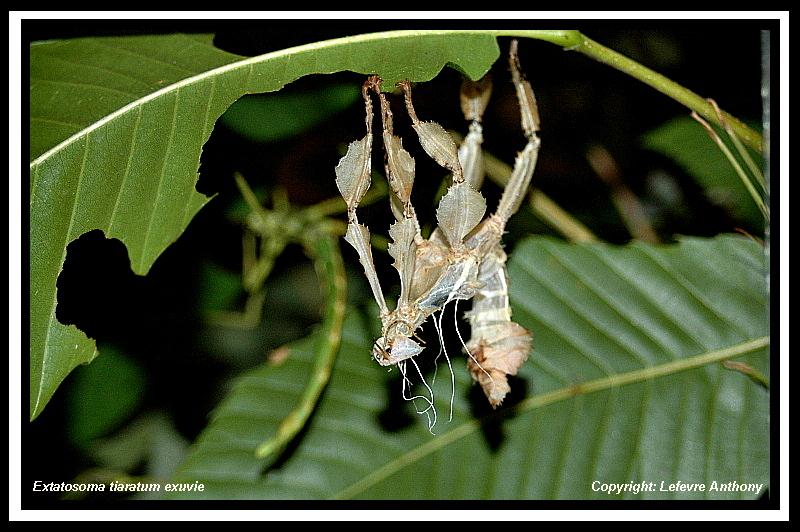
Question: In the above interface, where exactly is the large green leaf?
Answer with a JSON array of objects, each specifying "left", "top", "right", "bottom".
[
  {"left": 167, "top": 235, "right": 769, "bottom": 500},
  {"left": 28, "top": 31, "right": 500, "bottom": 419}
]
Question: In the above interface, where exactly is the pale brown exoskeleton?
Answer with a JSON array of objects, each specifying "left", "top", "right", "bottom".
[{"left": 335, "top": 40, "right": 541, "bottom": 428}]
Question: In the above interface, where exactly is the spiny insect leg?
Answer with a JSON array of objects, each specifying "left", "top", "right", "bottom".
[
  {"left": 375, "top": 86, "right": 421, "bottom": 229},
  {"left": 465, "top": 40, "right": 541, "bottom": 257},
  {"left": 373, "top": 82, "right": 425, "bottom": 309},
  {"left": 399, "top": 81, "right": 487, "bottom": 250},
  {"left": 335, "top": 77, "right": 389, "bottom": 316},
  {"left": 398, "top": 80, "right": 464, "bottom": 184}
]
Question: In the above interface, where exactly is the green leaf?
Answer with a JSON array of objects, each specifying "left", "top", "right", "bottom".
[
  {"left": 166, "top": 235, "right": 768, "bottom": 500},
  {"left": 220, "top": 83, "right": 360, "bottom": 143},
  {"left": 29, "top": 31, "right": 500, "bottom": 419},
  {"left": 642, "top": 116, "right": 764, "bottom": 229},
  {"left": 66, "top": 345, "right": 146, "bottom": 448}
]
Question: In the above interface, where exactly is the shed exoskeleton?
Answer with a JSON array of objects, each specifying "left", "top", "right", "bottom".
[{"left": 335, "top": 40, "right": 541, "bottom": 424}]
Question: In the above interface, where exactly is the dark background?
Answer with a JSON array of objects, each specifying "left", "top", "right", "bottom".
[{"left": 23, "top": 18, "right": 771, "bottom": 505}]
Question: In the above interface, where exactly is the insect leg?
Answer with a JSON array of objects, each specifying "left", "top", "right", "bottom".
[
  {"left": 464, "top": 40, "right": 541, "bottom": 257},
  {"left": 373, "top": 86, "right": 426, "bottom": 309},
  {"left": 398, "top": 80, "right": 464, "bottom": 184},
  {"left": 400, "top": 81, "right": 487, "bottom": 251},
  {"left": 335, "top": 77, "right": 389, "bottom": 316},
  {"left": 375, "top": 87, "right": 421, "bottom": 227},
  {"left": 494, "top": 39, "right": 541, "bottom": 226},
  {"left": 459, "top": 76, "right": 493, "bottom": 190}
]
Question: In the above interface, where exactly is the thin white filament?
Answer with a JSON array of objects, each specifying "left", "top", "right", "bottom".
[
  {"left": 410, "top": 356, "right": 437, "bottom": 433},
  {"left": 398, "top": 360, "right": 435, "bottom": 429},
  {"left": 399, "top": 361, "right": 432, "bottom": 430},
  {"left": 430, "top": 310, "right": 445, "bottom": 385},
  {"left": 399, "top": 360, "right": 430, "bottom": 409},
  {"left": 435, "top": 304, "right": 456, "bottom": 422}
]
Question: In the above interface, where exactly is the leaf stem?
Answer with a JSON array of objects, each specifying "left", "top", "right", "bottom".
[
  {"left": 331, "top": 335, "right": 769, "bottom": 500},
  {"left": 544, "top": 31, "right": 763, "bottom": 153},
  {"left": 485, "top": 30, "right": 763, "bottom": 153},
  {"left": 518, "top": 336, "right": 769, "bottom": 411},
  {"left": 706, "top": 98, "right": 766, "bottom": 192},
  {"left": 255, "top": 232, "right": 347, "bottom": 459}
]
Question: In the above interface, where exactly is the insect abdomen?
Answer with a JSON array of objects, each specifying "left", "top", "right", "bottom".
[{"left": 465, "top": 245, "right": 532, "bottom": 407}]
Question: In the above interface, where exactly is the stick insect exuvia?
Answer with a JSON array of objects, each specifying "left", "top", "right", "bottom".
[{"left": 335, "top": 41, "right": 541, "bottom": 426}]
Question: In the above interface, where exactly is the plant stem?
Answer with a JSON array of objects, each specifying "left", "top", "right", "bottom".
[
  {"left": 529, "top": 191, "right": 599, "bottom": 243},
  {"left": 491, "top": 30, "right": 763, "bottom": 153},
  {"left": 692, "top": 111, "right": 769, "bottom": 220},
  {"left": 479, "top": 144, "right": 598, "bottom": 243},
  {"left": 255, "top": 232, "right": 347, "bottom": 459},
  {"left": 572, "top": 32, "right": 763, "bottom": 152},
  {"left": 331, "top": 335, "right": 769, "bottom": 500},
  {"left": 518, "top": 336, "right": 769, "bottom": 411}
]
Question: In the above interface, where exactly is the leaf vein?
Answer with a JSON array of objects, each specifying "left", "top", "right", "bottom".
[
  {"left": 89, "top": 39, "right": 197, "bottom": 77},
  {"left": 518, "top": 243, "right": 652, "bottom": 369},
  {"left": 139, "top": 89, "right": 180, "bottom": 272},
  {"left": 30, "top": 77, "right": 141, "bottom": 99},
  {"left": 583, "top": 245, "right": 708, "bottom": 353},
  {"left": 672, "top": 375, "right": 689, "bottom": 500},
  {"left": 703, "top": 366, "right": 723, "bottom": 496},
  {"left": 107, "top": 106, "right": 143, "bottom": 235},
  {"left": 30, "top": 116, "right": 84, "bottom": 129},
  {"left": 536, "top": 241, "right": 665, "bottom": 365},
  {"left": 637, "top": 245, "right": 752, "bottom": 339},
  {"left": 32, "top": 51, "right": 154, "bottom": 89},
  {"left": 584, "top": 386, "right": 618, "bottom": 498},
  {"left": 548, "top": 396, "right": 580, "bottom": 499},
  {"left": 512, "top": 273, "right": 615, "bottom": 379},
  {"left": 623, "top": 380, "right": 653, "bottom": 498},
  {"left": 330, "top": 336, "right": 767, "bottom": 499}
]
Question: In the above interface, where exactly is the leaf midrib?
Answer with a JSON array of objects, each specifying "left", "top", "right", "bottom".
[
  {"left": 28, "top": 29, "right": 500, "bottom": 169},
  {"left": 330, "top": 335, "right": 770, "bottom": 500}
]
